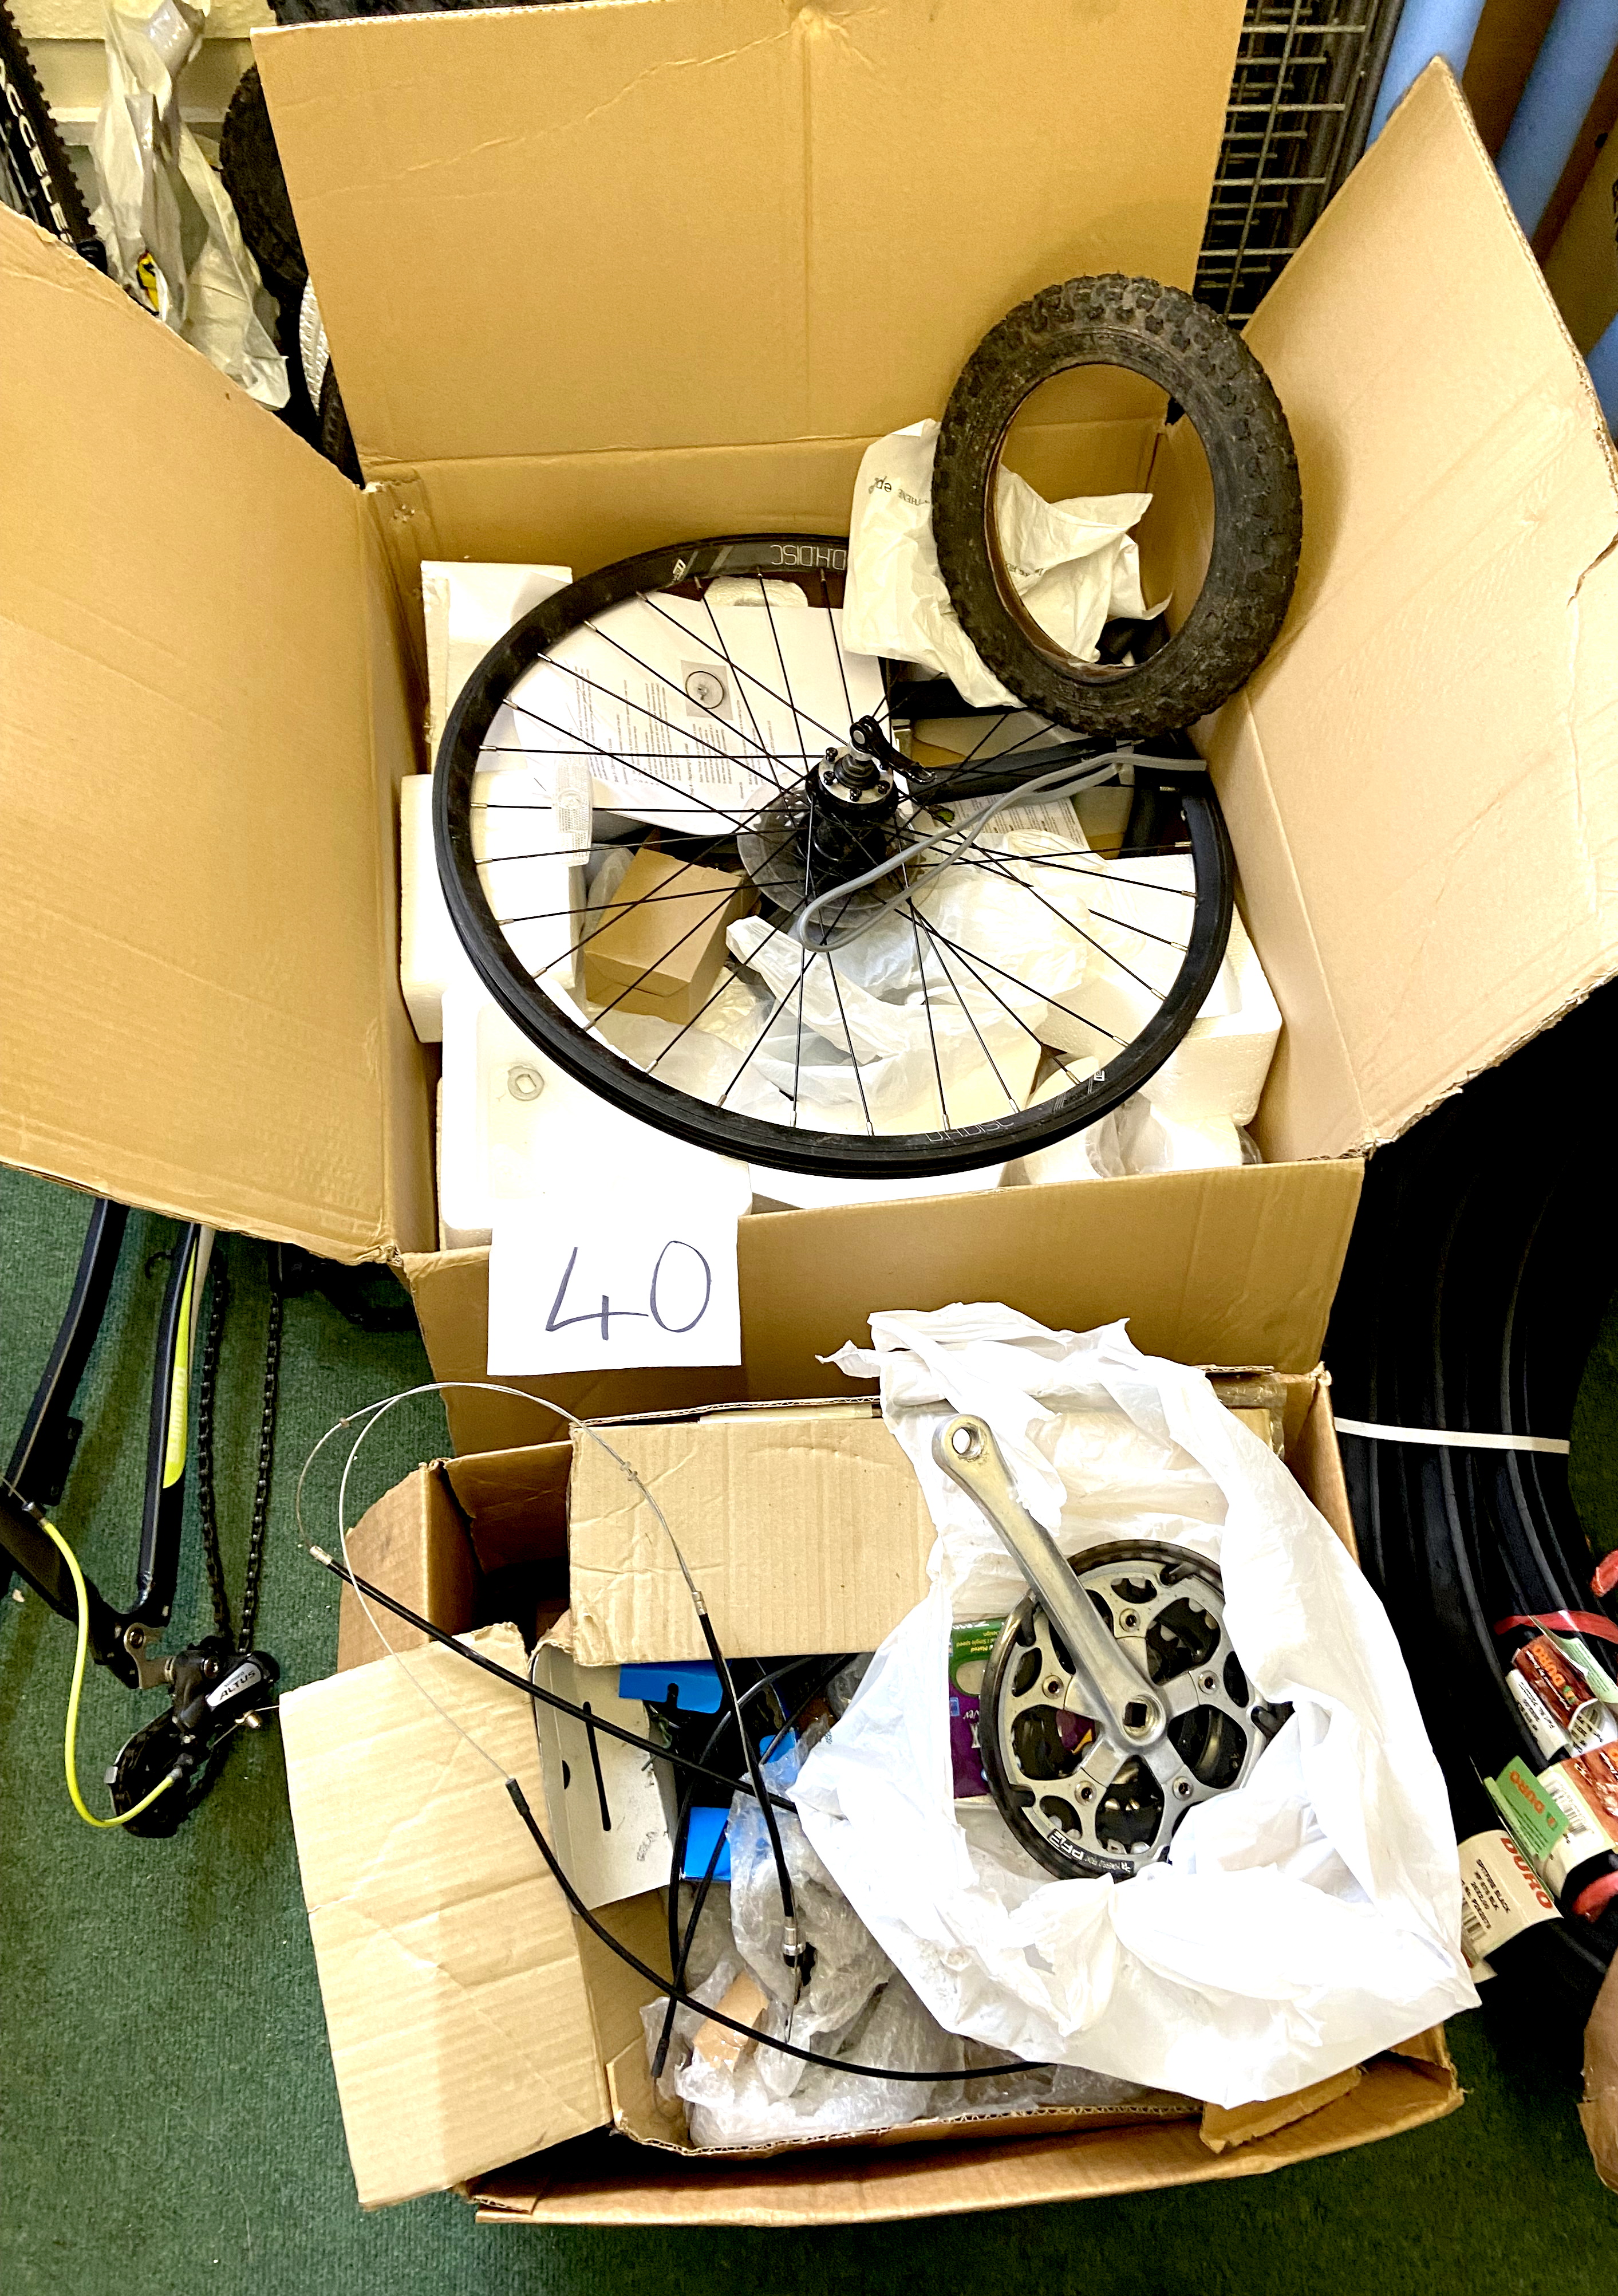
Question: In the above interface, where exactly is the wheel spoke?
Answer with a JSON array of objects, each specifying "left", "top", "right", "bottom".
[
  {"left": 631, "top": 585, "right": 847, "bottom": 751},
  {"left": 697, "top": 586, "right": 773, "bottom": 759},
  {"left": 919, "top": 928, "right": 1022, "bottom": 1114},
  {"left": 495, "top": 691, "right": 771, "bottom": 830},
  {"left": 823, "top": 948, "right": 875, "bottom": 1136},
  {"left": 907, "top": 907, "right": 1128, "bottom": 1051},
  {"left": 954, "top": 845, "right": 1187, "bottom": 993},
  {"left": 906, "top": 902, "right": 952, "bottom": 1131},
  {"left": 507, "top": 659, "right": 787, "bottom": 812}
]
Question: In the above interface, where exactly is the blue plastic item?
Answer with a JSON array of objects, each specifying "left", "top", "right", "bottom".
[
  {"left": 617, "top": 1661, "right": 723, "bottom": 1713},
  {"left": 1496, "top": 0, "right": 1618, "bottom": 237},
  {"left": 1587, "top": 306, "right": 1618, "bottom": 426},
  {"left": 1368, "top": 0, "right": 1489, "bottom": 144},
  {"left": 681, "top": 1803, "right": 732, "bottom": 1881}
]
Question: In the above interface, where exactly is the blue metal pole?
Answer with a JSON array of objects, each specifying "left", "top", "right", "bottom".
[
  {"left": 1368, "top": 0, "right": 1489, "bottom": 144},
  {"left": 1496, "top": 0, "right": 1618, "bottom": 237},
  {"left": 1587, "top": 305, "right": 1618, "bottom": 426}
]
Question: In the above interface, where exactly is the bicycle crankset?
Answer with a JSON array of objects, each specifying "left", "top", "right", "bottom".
[{"left": 934, "top": 1416, "right": 1289, "bottom": 1880}]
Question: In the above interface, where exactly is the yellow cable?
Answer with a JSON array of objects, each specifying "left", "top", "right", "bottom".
[{"left": 34, "top": 1512, "right": 176, "bottom": 1830}]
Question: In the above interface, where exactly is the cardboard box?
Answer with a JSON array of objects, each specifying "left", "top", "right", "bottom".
[
  {"left": 310, "top": 1318, "right": 1456, "bottom": 2220},
  {"left": 0, "top": 7, "right": 1601, "bottom": 2214},
  {"left": 581, "top": 845, "right": 744, "bottom": 1022},
  {"left": 8, "top": 7, "right": 1618, "bottom": 1444}
]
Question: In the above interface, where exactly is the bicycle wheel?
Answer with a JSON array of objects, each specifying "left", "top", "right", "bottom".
[
  {"left": 1, "top": 0, "right": 101, "bottom": 264},
  {"left": 435, "top": 534, "right": 1234, "bottom": 1180}
]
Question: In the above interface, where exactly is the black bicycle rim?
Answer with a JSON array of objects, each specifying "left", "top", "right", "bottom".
[{"left": 436, "top": 534, "right": 1234, "bottom": 1179}]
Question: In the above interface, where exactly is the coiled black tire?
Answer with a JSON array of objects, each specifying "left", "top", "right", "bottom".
[
  {"left": 933, "top": 275, "right": 1302, "bottom": 741},
  {"left": 1327, "top": 982, "right": 1618, "bottom": 2023}
]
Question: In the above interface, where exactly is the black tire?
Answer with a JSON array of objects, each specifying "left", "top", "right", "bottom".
[
  {"left": 318, "top": 363, "right": 362, "bottom": 483},
  {"left": 220, "top": 65, "right": 306, "bottom": 286},
  {"left": 435, "top": 534, "right": 1235, "bottom": 1180},
  {"left": 932, "top": 274, "right": 1302, "bottom": 741},
  {"left": 0, "top": 0, "right": 101, "bottom": 262}
]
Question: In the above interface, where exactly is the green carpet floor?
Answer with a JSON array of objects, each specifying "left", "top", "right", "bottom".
[{"left": 2, "top": 1167, "right": 1615, "bottom": 2296}]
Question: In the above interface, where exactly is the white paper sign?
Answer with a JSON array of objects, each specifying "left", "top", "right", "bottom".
[
  {"left": 491, "top": 586, "right": 883, "bottom": 833},
  {"left": 487, "top": 1156, "right": 746, "bottom": 1374},
  {"left": 529, "top": 1647, "right": 673, "bottom": 1911}
]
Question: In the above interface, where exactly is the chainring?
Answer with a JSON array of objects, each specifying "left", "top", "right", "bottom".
[{"left": 978, "top": 1539, "right": 1290, "bottom": 1881}]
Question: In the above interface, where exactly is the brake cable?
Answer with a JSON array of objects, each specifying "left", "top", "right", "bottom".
[{"left": 302, "top": 1383, "right": 1047, "bottom": 2086}]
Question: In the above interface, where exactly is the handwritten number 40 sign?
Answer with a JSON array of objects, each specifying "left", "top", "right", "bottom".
[
  {"left": 546, "top": 1238, "right": 712, "bottom": 1340},
  {"left": 488, "top": 1198, "right": 744, "bottom": 1375}
]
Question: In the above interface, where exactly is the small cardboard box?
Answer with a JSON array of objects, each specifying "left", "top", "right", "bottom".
[
  {"left": 581, "top": 845, "right": 744, "bottom": 1022},
  {"left": 298, "top": 1257, "right": 1458, "bottom": 2219}
]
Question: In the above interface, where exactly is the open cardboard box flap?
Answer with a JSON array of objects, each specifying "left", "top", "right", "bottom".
[
  {"left": 249, "top": 0, "right": 1242, "bottom": 490},
  {"left": 0, "top": 216, "right": 432, "bottom": 1257},
  {"left": 404, "top": 1156, "right": 1362, "bottom": 1453},
  {"left": 6, "top": 14, "right": 1618, "bottom": 1270},
  {"left": 1221, "top": 64, "right": 1618, "bottom": 1161}
]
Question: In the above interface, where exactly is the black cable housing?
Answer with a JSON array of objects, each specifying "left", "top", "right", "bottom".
[{"left": 504, "top": 1779, "right": 1044, "bottom": 2085}]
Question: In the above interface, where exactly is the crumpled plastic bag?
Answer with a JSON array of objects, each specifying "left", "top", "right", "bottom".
[
  {"left": 724, "top": 827, "right": 1091, "bottom": 1128},
  {"left": 793, "top": 1306, "right": 1477, "bottom": 2106},
  {"left": 725, "top": 1731, "right": 893, "bottom": 2096},
  {"left": 644, "top": 1725, "right": 1178, "bottom": 2148},
  {"left": 90, "top": 0, "right": 287, "bottom": 405},
  {"left": 841, "top": 420, "right": 1157, "bottom": 708}
]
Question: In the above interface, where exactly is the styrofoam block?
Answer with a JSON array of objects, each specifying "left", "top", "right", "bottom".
[
  {"left": 1036, "top": 851, "right": 1191, "bottom": 1057},
  {"left": 1002, "top": 1064, "right": 1115, "bottom": 1188},
  {"left": 400, "top": 775, "right": 477, "bottom": 1041},
  {"left": 423, "top": 560, "right": 571, "bottom": 767},
  {"left": 1115, "top": 1097, "right": 1245, "bottom": 1173},
  {"left": 1138, "top": 906, "right": 1280, "bottom": 1127},
  {"left": 438, "top": 983, "right": 749, "bottom": 1251},
  {"left": 748, "top": 1161, "right": 1011, "bottom": 1212},
  {"left": 1036, "top": 858, "right": 1280, "bottom": 1128},
  {"left": 401, "top": 768, "right": 587, "bottom": 1043}
]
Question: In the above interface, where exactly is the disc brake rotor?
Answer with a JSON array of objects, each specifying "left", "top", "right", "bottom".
[{"left": 978, "top": 1539, "right": 1290, "bottom": 1880}]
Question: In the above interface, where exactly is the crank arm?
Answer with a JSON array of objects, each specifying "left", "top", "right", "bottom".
[{"left": 933, "top": 1416, "right": 1166, "bottom": 1750}]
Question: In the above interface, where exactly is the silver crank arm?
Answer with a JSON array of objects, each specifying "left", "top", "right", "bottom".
[{"left": 932, "top": 1415, "right": 1166, "bottom": 1750}]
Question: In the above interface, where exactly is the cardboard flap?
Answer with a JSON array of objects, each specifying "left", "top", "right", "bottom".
[
  {"left": 254, "top": 0, "right": 1244, "bottom": 481},
  {"left": 1224, "top": 64, "right": 1618, "bottom": 1163},
  {"left": 568, "top": 1408, "right": 934, "bottom": 1664},
  {"left": 279, "top": 1624, "right": 608, "bottom": 2208},
  {"left": 0, "top": 212, "right": 431, "bottom": 1258}
]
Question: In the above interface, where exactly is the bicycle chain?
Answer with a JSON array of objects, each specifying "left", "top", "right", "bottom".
[{"left": 195, "top": 1245, "right": 283, "bottom": 1654}]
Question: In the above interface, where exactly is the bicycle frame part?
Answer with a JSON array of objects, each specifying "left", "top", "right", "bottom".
[
  {"left": 133, "top": 1224, "right": 214, "bottom": 1634},
  {"left": 1, "top": 1199, "right": 129, "bottom": 1606},
  {"left": 0, "top": 1476, "right": 140, "bottom": 1685},
  {"left": 932, "top": 1416, "right": 1165, "bottom": 1747}
]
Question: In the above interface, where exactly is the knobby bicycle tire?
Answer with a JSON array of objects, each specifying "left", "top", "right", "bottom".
[
  {"left": 933, "top": 275, "right": 1301, "bottom": 742},
  {"left": 0, "top": 0, "right": 99, "bottom": 259},
  {"left": 220, "top": 65, "right": 305, "bottom": 285}
]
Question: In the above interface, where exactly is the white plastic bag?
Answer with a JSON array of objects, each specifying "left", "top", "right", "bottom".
[
  {"left": 841, "top": 420, "right": 1154, "bottom": 707},
  {"left": 90, "top": 0, "right": 287, "bottom": 405},
  {"left": 794, "top": 1306, "right": 1477, "bottom": 2105}
]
